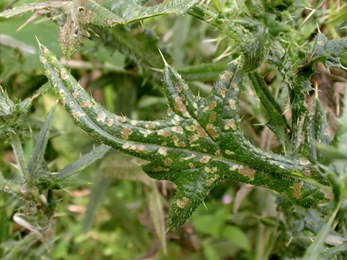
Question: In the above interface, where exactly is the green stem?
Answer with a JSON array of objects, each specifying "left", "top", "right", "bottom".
[{"left": 9, "top": 132, "right": 30, "bottom": 186}]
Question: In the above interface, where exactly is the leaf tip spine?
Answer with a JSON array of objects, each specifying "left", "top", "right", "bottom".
[{"left": 158, "top": 48, "right": 168, "bottom": 66}]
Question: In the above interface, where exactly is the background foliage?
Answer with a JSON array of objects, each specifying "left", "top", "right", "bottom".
[{"left": 1, "top": 0, "right": 347, "bottom": 259}]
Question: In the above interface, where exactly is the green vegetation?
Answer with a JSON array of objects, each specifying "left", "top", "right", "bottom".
[{"left": 1, "top": 0, "right": 347, "bottom": 259}]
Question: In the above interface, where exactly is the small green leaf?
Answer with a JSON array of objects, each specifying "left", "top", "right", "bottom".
[
  {"left": 147, "top": 182, "right": 167, "bottom": 253},
  {"left": 302, "top": 203, "right": 340, "bottom": 260},
  {"left": 28, "top": 104, "right": 57, "bottom": 176},
  {"left": 222, "top": 225, "right": 252, "bottom": 251},
  {"left": 248, "top": 72, "right": 290, "bottom": 150},
  {"left": 55, "top": 145, "right": 111, "bottom": 179},
  {"left": 309, "top": 33, "right": 347, "bottom": 70},
  {"left": 83, "top": 173, "right": 111, "bottom": 233}
]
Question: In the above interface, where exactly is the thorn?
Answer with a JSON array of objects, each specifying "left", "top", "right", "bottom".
[
  {"left": 316, "top": 23, "right": 321, "bottom": 33},
  {"left": 158, "top": 48, "right": 168, "bottom": 66},
  {"left": 34, "top": 35, "right": 41, "bottom": 46},
  {"left": 315, "top": 81, "right": 319, "bottom": 99},
  {"left": 202, "top": 201, "right": 208, "bottom": 210},
  {"left": 149, "top": 67, "right": 164, "bottom": 72},
  {"left": 301, "top": 9, "right": 316, "bottom": 26}
]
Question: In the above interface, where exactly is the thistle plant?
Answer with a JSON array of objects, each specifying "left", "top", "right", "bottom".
[{"left": 1, "top": 0, "right": 347, "bottom": 258}]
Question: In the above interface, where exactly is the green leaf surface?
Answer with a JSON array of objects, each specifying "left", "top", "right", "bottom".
[
  {"left": 302, "top": 203, "right": 340, "bottom": 260},
  {"left": 222, "top": 225, "right": 252, "bottom": 251},
  {"left": 28, "top": 104, "right": 56, "bottom": 176},
  {"left": 55, "top": 144, "right": 111, "bottom": 179},
  {"left": 0, "top": 0, "right": 199, "bottom": 57},
  {"left": 83, "top": 172, "right": 111, "bottom": 233},
  {"left": 310, "top": 33, "right": 347, "bottom": 69},
  {"left": 248, "top": 72, "right": 290, "bottom": 150},
  {"left": 147, "top": 181, "right": 167, "bottom": 253},
  {"left": 39, "top": 43, "right": 333, "bottom": 229}
]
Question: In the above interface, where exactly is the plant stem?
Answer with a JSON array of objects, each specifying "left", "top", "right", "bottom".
[{"left": 9, "top": 132, "right": 30, "bottom": 186}]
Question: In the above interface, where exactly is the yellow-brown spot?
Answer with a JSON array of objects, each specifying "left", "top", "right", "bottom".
[
  {"left": 188, "top": 135, "right": 199, "bottom": 142},
  {"left": 115, "top": 115, "right": 126, "bottom": 122},
  {"left": 175, "top": 97, "right": 189, "bottom": 117},
  {"left": 185, "top": 125, "right": 196, "bottom": 131},
  {"left": 224, "top": 120, "right": 237, "bottom": 131},
  {"left": 200, "top": 156, "right": 211, "bottom": 164},
  {"left": 97, "top": 113, "right": 106, "bottom": 122},
  {"left": 177, "top": 197, "right": 189, "bottom": 208},
  {"left": 145, "top": 124, "right": 155, "bottom": 130},
  {"left": 43, "top": 47, "right": 49, "bottom": 55},
  {"left": 158, "top": 147, "right": 168, "bottom": 156},
  {"left": 140, "top": 130, "right": 151, "bottom": 137},
  {"left": 164, "top": 158, "right": 172, "bottom": 167},
  {"left": 225, "top": 150, "right": 234, "bottom": 155},
  {"left": 121, "top": 128, "right": 132, "bottom": 140},
  {"left": 72, "top": 91, "right": 79, "bottom": 99},
  {"left": 325, "top": 193, "right": 334, "bottom": 200},
  {"left": 219, "top": 89, "right": 228, "bottom": 98},
  {"left": 230, "top": 165, "right": 240, "bottom": 171},
  {"left": 80, "top": 101, "right": 92, "bottom": 108},
  {"left": 293, "top": 182, "right": 303, "bottom": 199},
  {"left": 205, "top": 167, "right": 217, "bottom": 173},
  {"left": 73, "top": 112, "right": 85, "bottom": 120},
  {"left": 225, "top": 71, "right": 234, "bottom": 80},
  {"left": 153, "top": 166, "right": 165, "bottom": 172},
  {"left": 231, "top": 82, "right": 239, "bottom": 91},
  {"left": 188, "top": 163, "right": 194, "bottom": 168},
  {"left": 206, "top": 124, "right": 218, "bottom": 138},
  {"left": 122, "top": 143, "right": 131, "bottom": 149},
  {"left": 107, "top": 119, "right": 114, "bottom": 126},
  {"left": 40, "top": 56, "right": 47, "bottom": 64},
  {"left": 174, "top": 83, "right": 182, "bottom": 93},
  {"left": 215, "top": 150, "right": 221, "bottom": 156},
  {"left": 303, "top": 167, "right": 312, "bottom": 176},
  {"left": 300, "top": 158, "right": 310, "bottom": 165},
  {"left": 196, "top": 125, "right": 208, "bottom": 138},
  {"left": 209, "top": 111, "right": 217, "bottom": 123},
  {"left": 60, "top": 70, "right": 68, "bottom": 80},
  {"left": 136, "top": 145, "right": 146, "bottom": 152},
  {"left": 172, "top": 126, "right": 184, "bottom": 134},
  {"left": 239, "top": 166, "right": 255, "bottom": 181},
  {"left": 229, "top": 99, "right": 236, "bottom": 110},
  {"left": 208, "top": 101, "right": 217, "bottom": 110},
  {"left": 158, "top": 130, "right": 171, "bottom": 137}
]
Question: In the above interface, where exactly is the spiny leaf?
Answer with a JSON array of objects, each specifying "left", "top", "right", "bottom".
[
  {"left": 39, "top": 43, "right": 333, "bottom": 229},
  {"left": 302, "top": 203, "right": 341, "bottom": 260},
  {"left": 54, "top": 144, "right": 111, "bottom": 179},
  {"left": 0, "top": 0, "right": 199, "bottom": 57},
  {"left": 0, "top": 1, "right": 70, "bottom": 18},
  {"left": 309, "top": 33, "right": 347, "bottom": 69},
  {"left": 83, "top": 172, "right": 111, "bottom": 233},
  {"left": 0, "top": 86, "right": 15, "bottom": 119},
  {"left": 248, "top": 72, "right": 291, "bottom": 150},
  {"left": 28, "top": 104, "right": 57, "bottom": 176},
  {"left": 147, "top": 182, "right": 167, "bottom": 253}
]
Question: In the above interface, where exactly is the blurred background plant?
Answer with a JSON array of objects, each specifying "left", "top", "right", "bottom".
[{"left": 0, "top": 0, "right": 347, "bottom": 259}]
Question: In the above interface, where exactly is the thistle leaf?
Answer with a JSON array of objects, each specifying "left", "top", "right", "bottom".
[
  {"left": 0, "top": 0, "right": 199, "bottom": 57},
  {"left": 55, "top": 144, "right": 111, "bottom": 179},
  {"left": 310, "top": 33, "right": 347, "bottom": 69},
  {"left": 248, "top": 72, "right": 291, "bottom": 150},
  {"left": 28, "top": 104, "right": 57, "bottom": 176},
  {"left": 39, "top": 43, "right": 333, "bottom": 229}
]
